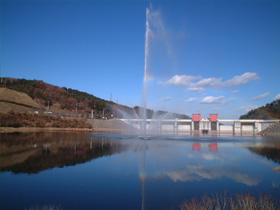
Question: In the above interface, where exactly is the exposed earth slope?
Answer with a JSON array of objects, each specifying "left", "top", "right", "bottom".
[{"left": 0, "top": 88, "right": 42, "bottom": 113}]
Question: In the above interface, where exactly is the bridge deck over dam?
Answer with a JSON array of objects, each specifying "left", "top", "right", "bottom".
[{"left": 120, "top": 118, "right": 280, "bottom": 136}]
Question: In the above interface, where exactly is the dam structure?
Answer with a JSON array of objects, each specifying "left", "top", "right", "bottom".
[{"left": 120, "top": 113, "right": 280, "bottom": 136}]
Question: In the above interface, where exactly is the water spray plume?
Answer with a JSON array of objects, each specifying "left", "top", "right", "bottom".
[
  {"left": 116, "top": 6, "right": 178, "bottom": 137},
  {"left": 142, "top": 7, "right": 151, "bottom": 135},
  {"left": 144, "top": 7, "right": 150, "bottom": 82}
]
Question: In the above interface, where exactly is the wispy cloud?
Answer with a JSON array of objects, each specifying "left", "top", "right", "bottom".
[
  {"left": 190, "top": 72, "right": 260, "bottom": 89},
  {"left": 159, "top": 97, "right": 171, "bottom": 102},
  {"left": 198, "top": 96, "right": 234, "bottom": 104},
  {"left": 249, "top": 92, "right": 270, "bottom": 101},
  {"left": 163, "top": 72, "right": 260, "bottom": 91},
  {"left": 185, "top": 97, "right": 197, "bottom": 103},
  {"left": 187, "top": 87, "right": 204, "bottom": 92},
  {"left": 165, "top": 75, "right": 201, "bottom": 87},
  {"left": 192, "top": 77, "right": 222, "bottom": 88},
  {"left": 200, "top": 96, "right": 225, "bottom": 104},
  {"left": 231, "top": 90, "right": 240, "bottom": 94},
  {"left": 223, "top": 72, "right": 260, "bottom": 87},
  {"left": 239, "top": 105, "right": 258, "bottom": 112},
  {"left": 273, "top": 94, "right": 280, "bottom": 100}
]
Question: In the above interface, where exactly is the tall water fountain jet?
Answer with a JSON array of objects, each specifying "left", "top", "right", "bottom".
[
  {"left": 142, "top": 7, "right": 150, "bottom": 136},
  {"left": 116, "top": 6, "right": 179, "bottom": 136}
]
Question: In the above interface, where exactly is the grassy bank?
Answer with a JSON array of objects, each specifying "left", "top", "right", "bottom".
[
  {"left": 0, "top": 127, "right": 75, "bottom": 133},
  {"left": 180, "top": 192, "right": 280, "bottom": 210},
  {"left": 24, "top": 192, "right": 280, "bottom": 210},
  {"left": 0, "top": 111, "right": 92, "bottom": 129}
]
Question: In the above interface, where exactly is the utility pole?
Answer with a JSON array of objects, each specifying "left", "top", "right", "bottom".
[{"left": 110, "top": 93, "right": 113, "bottom": 101}]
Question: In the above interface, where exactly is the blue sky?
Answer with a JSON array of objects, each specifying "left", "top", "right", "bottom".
[{"left": 1, "top": 0, "right": 280, "bottom": 119}]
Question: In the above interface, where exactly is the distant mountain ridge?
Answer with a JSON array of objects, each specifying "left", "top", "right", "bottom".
[
  {"left": 0, "top": 77, "right": 190, "bottom": 119},
  {"left": 240, "top": 100, "right": 280, "bottom": 119}
]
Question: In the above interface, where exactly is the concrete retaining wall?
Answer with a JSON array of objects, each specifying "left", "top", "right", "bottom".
[{"left": 87, "top": 119, "right": 134, "bottom": 130}]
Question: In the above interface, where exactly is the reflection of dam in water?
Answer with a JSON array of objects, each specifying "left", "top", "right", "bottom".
[{"left": 192, "top": 143, "right": 218, "bottom": 151}]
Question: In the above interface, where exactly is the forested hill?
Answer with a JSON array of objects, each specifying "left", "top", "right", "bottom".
[
  {"left": 240, "top": 100, "right": 280, "bottom": 119},
  {"left": 0, "top": 78, "right": 190, "bottom": 119},
  {"left": 0, "top": 78, "right": 126, "bottom": 118}
]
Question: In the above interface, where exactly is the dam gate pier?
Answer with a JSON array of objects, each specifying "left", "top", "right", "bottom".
[{"left": 120, "top": 113, "right": 280, "bottom": 136}]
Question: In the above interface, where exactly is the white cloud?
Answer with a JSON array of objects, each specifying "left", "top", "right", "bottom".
[
  {"left": 231, "top": 90, "right": 240, "bottom": 94},
  {"left": 165, "top": 75, "right": 200, "bottom": 87},
  {"left": 191, "top": 72, "right": 260, "bottom": 89},
  {"left": 273, "top": 94, "right": 280, "bottom": 100},
  {"left": 163, "top": 72, "right": 260, "bottom": 90},
  {"left": 200, "top": 96, "right": 225, "bottom": 104},
  {"left": 223, "top": 72, "right": 260, "bottom": 87},
  {"left": 187, "top": 87, "right": 204, "bottom": 92},
  {"left": 185, "top": 97, "right": 197, "bottom": 103},
  {"left": 159, "top": 97, "right": 171, "bottom": 102},
  {"left": 250, "top": 92, "right": 270, "bottom": 101},
  {"left": 192, "top": 77, "right": 222, "bottom": 88}
]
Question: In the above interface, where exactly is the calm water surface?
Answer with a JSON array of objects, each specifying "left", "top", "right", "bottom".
[{"left": 0, "top": 132, "right": 280, "bottom": 210}]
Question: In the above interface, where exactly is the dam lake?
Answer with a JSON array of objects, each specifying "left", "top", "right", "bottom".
[{"left": 0, "top": 131, "right": 279, "bottom": 210}]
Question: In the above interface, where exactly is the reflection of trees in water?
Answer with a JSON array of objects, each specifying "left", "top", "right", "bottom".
[
  {"left": 248, "top": 147, "right": 280, "bottom": 164},
  {"left": 0, "top": 132, "right": 128, "bottom": 174},
  {"left": 0, "top": 132, "right": 88, "bottom": 146}
]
